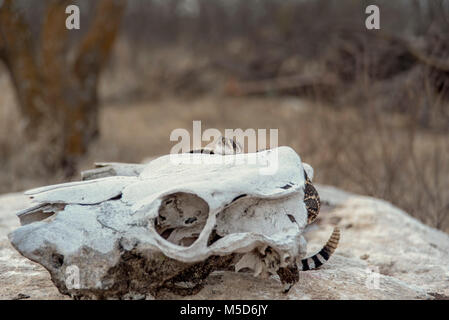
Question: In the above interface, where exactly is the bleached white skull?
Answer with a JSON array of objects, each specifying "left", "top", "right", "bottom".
[{"left": 8, "top": 144, "right": 338, "bottom": 299}]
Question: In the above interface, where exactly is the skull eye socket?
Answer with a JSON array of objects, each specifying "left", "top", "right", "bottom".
[{"left": 155, "top": 192, "right": 209, "bottom": 247}]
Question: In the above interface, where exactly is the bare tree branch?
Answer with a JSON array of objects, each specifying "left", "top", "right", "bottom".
[
  {"left": 0, "top": 0, "right": 127, "bottom": 171},
  {"left": 41, "top": 0, "right": 71, "bottom": 83},
  {"left": 0, "top": 0, "right": 45, "bottom": 124},
  {"left": 74, "top": 0, "right": 127, "bottom": 82},
  {"left": 378, "top": 32, "right": 449, "bottom": 71},
  {"left": 226, "top": 74, "right": 337, "bottom": 96}
]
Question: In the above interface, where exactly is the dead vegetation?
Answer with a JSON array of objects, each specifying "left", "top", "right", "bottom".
[{"left": 1, "top": 0, "right": 449, "bottom": 232}]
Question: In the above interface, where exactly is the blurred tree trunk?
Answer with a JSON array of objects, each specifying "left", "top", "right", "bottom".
[{"left": 0, "top": 0, "right": 126, "bottom": 174}]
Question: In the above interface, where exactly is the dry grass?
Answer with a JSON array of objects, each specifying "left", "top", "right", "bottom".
[
  {"left": 1, "top": 34, "right": 449, "bottom": 233},
  {"left": 3, "top": 71, "right": 448, "bottom": 232},
  {"left": 96, "top": 95, "right": 449, "bottom": 231}
]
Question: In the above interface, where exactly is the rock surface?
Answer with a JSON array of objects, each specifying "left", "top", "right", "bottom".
[{"left": 1, "top": 186, "right": 449, "bottom": 300}]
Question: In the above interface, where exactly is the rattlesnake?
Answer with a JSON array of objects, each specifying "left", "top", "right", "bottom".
[{"left": 192, "top": 136, "right": 340, "bottom": 291}]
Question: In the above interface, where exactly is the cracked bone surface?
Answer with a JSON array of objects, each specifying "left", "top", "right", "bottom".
[{"left": 8, "top": 147, "right": 310, "bottom": 299}]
